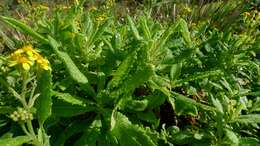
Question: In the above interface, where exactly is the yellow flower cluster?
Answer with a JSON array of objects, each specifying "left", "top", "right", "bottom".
[
  {"left": 9, "top": 45, "right": 50, "bottom": 71},
  {"left": 10, "top": 107, "right": 33, "bottom": 122},
  {"left": 242, "top": 10, "right": 260, "bottom": 28},
  {"left": 183, "top": 6, "right": 192, "bottom": 13},
  {"left": 89, "top": 6, "right": 97, "bottom": 12},
  {"left": 105, "top": 0, "right": 115, "bottom": 8},
  {"left": 95, "top": 14, "right": 107, "bottom": 23}
]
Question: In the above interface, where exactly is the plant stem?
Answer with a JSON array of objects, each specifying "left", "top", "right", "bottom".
[
  {"left": 21, "top": 71, "right": 29, "bottom": 109},
  {"left": 21, "top": 123, "right": 31, "bottom": 136},
  {"left": 0, "top": 77, "right": 27, "bottom": 107},
  {"left": 27, "top": 121, "right": 36, "bottom": 137}
]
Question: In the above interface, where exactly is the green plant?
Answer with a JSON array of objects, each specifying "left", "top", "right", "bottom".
[{"left": 0, "top": 0, "right": 259, "bottom": 146}]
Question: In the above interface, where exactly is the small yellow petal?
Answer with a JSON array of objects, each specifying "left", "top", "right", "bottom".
[
  {"left": 26, "top": 51, "right": 34, "bottom": 57},
  {"left": 22, "top": 63, "right": 30, "bottom": 70},
  {"left": 14, "top": 49, "right": 24, "bottom": 55}
]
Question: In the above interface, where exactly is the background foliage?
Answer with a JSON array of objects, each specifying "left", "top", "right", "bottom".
[{"left": 0, "top": 0, "right": 259, "bottom": 146}]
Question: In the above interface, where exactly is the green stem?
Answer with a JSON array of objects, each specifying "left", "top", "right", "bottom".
[
  {"left": 27, "top": 121, "right": 36, "bottom": 137},
  {"left": 21, "top": 123, "right": 31, "bottom": 136},
  {"left": 21, "top": 71, "right": 29, "bottom": 108},
  {"left": 0, "top": 77, "right": 27, "bottom": 107}
]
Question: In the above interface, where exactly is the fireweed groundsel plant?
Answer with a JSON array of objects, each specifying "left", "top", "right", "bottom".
[{"left": 0, "top": 0, "right": 259, "bottom": 146}]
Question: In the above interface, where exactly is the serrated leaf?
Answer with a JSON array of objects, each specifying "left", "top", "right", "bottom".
[
  {"left": 220, "top": 78, "right": 233, "bottom": 93},
  {"left": 225, "top": 129, "right": 239, "bottom": 144},
  {"left": 251, "top": 100, "right": 260, "bottom": 112},
  {"left": 53, "top": 120, "right": 94, "bottom": 146},
  {"left": 172, "top": 92, "right": 216, "bottom": 111},
  {"left": 172, "top": 92, "right": 215, "bottom": 111},
  {"left": 120, "top": 99, "right": 149, "bottom": 112},
  {"left": 145, "top": 91, "right": 167, "bottom": 109},
  {"left": 110, "top": 112, "right": 156, "bottom": 146},
  {"left": 107, "top": 51, "right": 136, "bottom": 90},
  {"left": 118, "top": 64, "right": 154, "bottom": 94},
  {"left": 48, "top": 36, "right": 96, "bottom": 97},
  {"left": 178, "top": 18, "right": 192, "bottom": 47},
  {"left": 74, "top": 120, "right": 101, "bottom": 146},
  {"left": 211, "top": 97, "right": 224, "bottom": 114},
  {"left": 127, "top": 16, "right": 142, "bottom": 41},
  {"left": 52, "top": 91, "right": 87, "bottom": 106},
  {"left": 175, "top": 96, "right": 198, "bottom": 116},
  {"left": 175, "top": 70, "right": 222, "bottom": 86},
  {"left": 52, "top": 99, "right": 96, "bottom": 117},
  {"left": 170, "top": 63, "right": 182, "bottom": 83},
  {"left": 0, "top": 136, "right": 32, "bottom": 146},
  {"left": 35, "top": 70, "right": 52, "bottom": 125},
  {"left": 231, "top": 114, "right": 260, "bottom": 124},
  {"left": 136, "top": 111, "right": 158, "bottom": 125},
  {"left": 239, "top": 137, "right": 260, "bottom": 146},
  {"left": 152, "top": 23, "right": 177, "bottom": 57}
]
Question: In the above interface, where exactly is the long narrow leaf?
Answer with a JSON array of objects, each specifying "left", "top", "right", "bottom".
[
  {"left": 0, "top": 16, "right": 48, "bottom": 44},
  {"left": 35, "top": 70, "right": 52, "bottom": 125},
  {"left": 48, "top": 36, "right": 96, "bottom": 97}
]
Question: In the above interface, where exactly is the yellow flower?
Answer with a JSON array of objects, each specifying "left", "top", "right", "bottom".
[
  {"left": 89, "top": 6, "right": 97, "bottom": 12},
  {"left": 9, "top": 54, "right": 33, "bottom": 71},
  {"left": 243, "top": 12, "right": 250, "bottom": 17},
  {"left": 8, "top": 45, "right": 51, "bottom": 71},
  {"left": 39, "top": 59, "right": 50, "bottom": 70},
  {"left": 105, "top": 0, "right": 115, "bottom": 8},
  {"left": 183, "top": 6, "right": 192, "bottom": 13},
  {"left": 38, "top": 4, "right": 49, "bottom": 10},
  {"left": 191, "top": 22, "right": 196, "bottom": 27},
  {"left": 95, "top": 14, "right": 106, "bottom": 23},
  {"left": 13, "top": 49, "right": 24, "bottom": 55},
  {"left": 22, "top": 45, "right": 38, "bottom": 57},
  {"left": 34, "top": 53, "right": 51, "bottom": 70}
]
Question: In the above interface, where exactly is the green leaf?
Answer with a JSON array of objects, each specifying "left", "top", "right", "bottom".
[
  {"left": 224, "top": 129, "right": 239, "bottom": 144},
  {"left": 140, "top": 17, "right": 151, "bottom": 39},
  {"left": 211, "top": 97, "right": 224, "bottom": 114},
  {"left": 127, "top": 16, "right": 142, "bottom": 41},
  {"left": 86, "top": 19, "right": 111, "bottom": 48},
  {"left": 120, "top": 99, "right": 149, "bottom": 112},
  {"left": 0, "top": 106, "right": 14, "bottom": 114},
  {"left": 0, "top": 28, "right": 15, "bottom": 49},
  {"left": 172, "top": 92, "right": 215, "bottom": 111},
  {"left": 220, "top": 78, "right": 233, "bottom": 93},
  {"left": 0, "top": 136, "right": 32, "bottom": 146},
  {"left": 175, "top": 70, "right": 223, "bottom": 86},
  {"left": 110, "top": 112, "right": 156, "bottom": 146},
  {"left": 248, "top": 91, "right": 260, "bottom": 96},
  {"left": 231, "top": 114, "right": 260, "bottom": 124},
  {"left": 239, "top": 137, "right": 260, "bottom": 146},
  {"left": 107, "top": 51, "right": 136, "bottom": 90},
  {"left": 118, "top": 64, "right": 154, "bottom": 95},
  {"left": 170, "top": 63, "right": 182, "bottom": 83},
  {"left": 175, "top": 96, "right": 198, "bottom": 116},
  {"left": 74, "top": 120, "right": 101, "bottom": 146},
  {"left": 251, "top": 100, "right": 260, "bottom": 112},
  {"left": 136, "top": 111, "right": 159, "bottom": 125},
  {"left": 178, "top": 18, "right": 192, "bottom": 47},
  {"left": 48, "top": 36, "right": 96, "bottom": 97},
  {"left": 145, "top": 91, "right": 167, "bottom": 109},
  {"left": 53, "top": 120, "right": 93, "bottom": 146},
  {"left": 0, "top": 16, "right": 48, "bottom": 43},
  {"left": 35, "top": 70, "right": 52, "bottom": 125},
  {"left": 52, "top": 99, "right": 96, "bottom": 117},
  {"left": 52, "top": 91, "right": 87, "bottom": 106}
]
